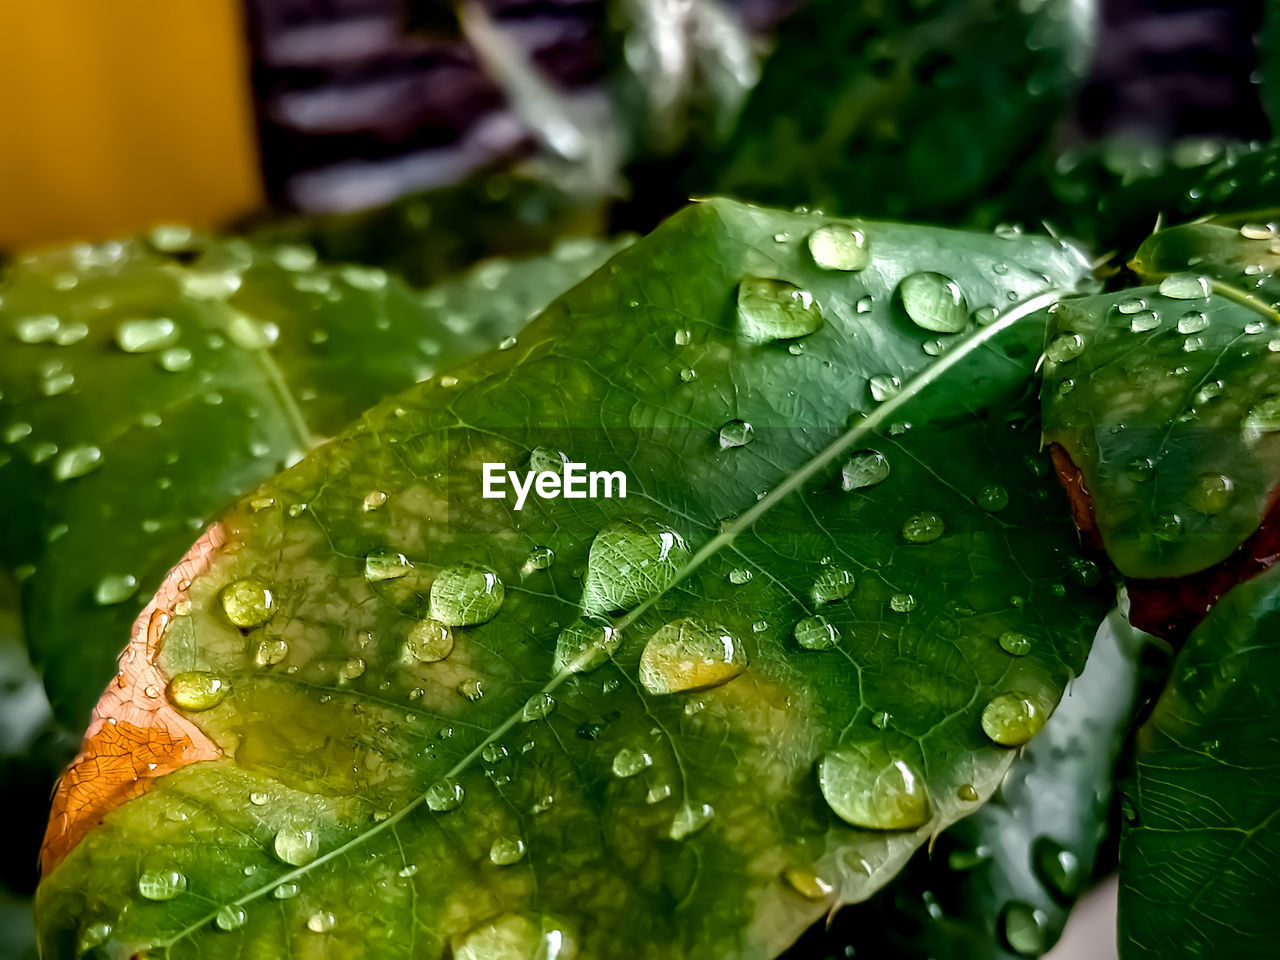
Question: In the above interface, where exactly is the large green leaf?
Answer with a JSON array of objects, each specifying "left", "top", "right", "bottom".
[
  {"left": 1041, "top": 222, "right": 1280, "bottom": 587},
  {"left": 35, "top": 200, "right": 1109, "bottom": 959},
  {"left": 1118, "top": 563, "right": 1280, "bottom": 960},
  {"left": 692, "top": 0, "right": 1092, "bottom": 229},
  {"left": 801, "top": 603, "right": 1143, "bottom": 960},
  {"left": 0, "top": 233, "right": 626, "bottom": 725}
]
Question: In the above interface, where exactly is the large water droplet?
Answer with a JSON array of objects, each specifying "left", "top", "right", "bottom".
[
  {"left": 737, "top": 277, "right": 824, "bottom": 343},
  {"left": 818, "top": 743, "right": 931, "bottom": 829},
  {"left": 364, "top": 548, "right": 413, "bottom": 582},
  {"left": 808, "top": 224, "right": 871, "bottom": 271},
  {"left": 272, "top": 881, "right": 299, "bottom": 899},
  {"left": 255, "top": 638, "right": 289, "bottom": 667},
  {"left": 526, "top": 545, "right": 555, "bottom": 570},
  {"left": 522, "top": 693, "right": 556, "bottom": 721},
  {"left": 52, "top": 444, "right": 102, "bottom": 481},
  {"left": 274, "top": 825, "right": 319, "bottom": 866},
  {"left": 1159, "top": 273, "right": 1210, "bottom": 300},
  {"left": 215, "top": 905, "right": 247, "bottom": 931},
  {"left": 669, "top": 802, "right": 714, "bottom": 840},
  {"left": 977, "top": 485, "right": 1009, "bottom": 511},
  {"left": 1033, "top": 837, "right": 1081, "bottom": 902},
  {"left": 900, "top": 272, "right": 968, "bottom": 333},
  {"left": 1177, "top": 310, "right": 1209, "bottom": 334},
  {"left": 781, "top": 865, "right": 833, "bottom": 900},
  {"left": 718, "top": 419, "right": 754, "bottom": 449},
  {"left": 78, "top": 921, "right": 112, "bottom": 952},
  {"left": 489, "top": 836, "right": 527, "bottom": 865},
  {"left": 455, "top": 914, "right": 576, "bottom": 960},
  {"left": 842, "top": 450, "right": 890, "bottom": 490},
  {"left": 1001, "top": 902, "right": 1047, "bottom": 956},
  {"left": 981, "top": 692, "right": 1047, "bottom": 746},
  {"left": 998, "top": 631, "right": 1032, "bottom": 656},
  {"left": 639, "top": 618, "right": 747, "bottom": 694},
  {"left": 425, "top": 779, "right": 465, "bottom": 812},
  {"left": 793, "top": 615, "right": 840, "bottom": 650},
  {"left": 1245, "top": 396, "right": 1280, "bottom": 434},
  {"left": 1045, "top": 332, "right": 1084, "bottom": 363},
  {"left": 810, "top": 566, "right": 855, "bottom": 604},
  {"left": 553, "top": 617, "right": 621, "bottom": 673},
  {"left": 868, "top": 373, "right": 901, "bottom": 402},
  {"left": 1189, "top": 473, "right": 1234, "bottom": 514},
  {"left": 168, "top": 672, "right": 229, "bottom": 711},
  {"left": 137, "top": 867, "right": 187, "bottom": 900},
  {"left": 227, "top": 314, "right": 279, "bottom": 351},
  {"left": 430, "top": 563, "right": 504, "bottom": 625},
  {"left": 901, "top": 512, "right": 944, "bottom": 543},
  {"left": 889, "top": 593, "right": 916, "bottom": 612},
  {"left": 115, "top": 317, "right": 178, "bottom": 353},
  {"left": 306, "top": 911, "right": 336, "bottom": 933},
  {"left": 94, "top": 574, "right": 138, "bottom": 606},
  {"left": 612, "top": 747, "right": 653, "bottom": 777},
  {"left": 1129, "top": 310, "right": 1160, "bottom": 333},
  {"left": 405, "top": 619, "right": 454, "bottom": 663},
  {"left": 220, "top": 579, "right": 275, "bottom": 628},
  {"left": 14, "top": 314, "right": 60, "bottom": 343},
  {"left": 581, "top": 519, "right": 689, "bottom": 616}
]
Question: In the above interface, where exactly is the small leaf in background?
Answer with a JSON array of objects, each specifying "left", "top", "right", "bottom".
[
  {"left": 0, "top": 232, "right": 629, "bottom": 726},
  {"left": 35, "top": 200, "right": 1110, "bottom": 958},
  {"left": 1119, "top": 563, "right": 1280, "bottom": 960}
]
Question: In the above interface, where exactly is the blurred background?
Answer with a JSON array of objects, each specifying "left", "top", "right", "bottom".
[{"left": 0, "top": 1, "right": 1273, "bottom": 958}]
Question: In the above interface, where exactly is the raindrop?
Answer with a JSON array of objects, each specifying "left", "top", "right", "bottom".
[
  {"left": 973, "top": 305, "right": 999, "bottom": 325},
  {"left": 362, "top": 490, "right": 387, "bottom": 511},
  {"left": 808, "top": 224, "right": 871, "bottom": 271},
  {"left": 1177, "top": 310, "right": 1209, "bottom": 334},
  {"left": 727, "top": 567, "right": 753, "bottom": 585},
  {"left": 581, "top": 519, "right": 689, "bottom": 615},
  {"left": 1159, "top": 273, "right": 1209, "bottom": 299},
  {"left": 274, "top": 825, "right": 319, "bottom": 866},
  {"left": 818, "top": 743, "right": 931, "bottom": 829},
  {"left": 115, "top": 318, "right": 178, "bottom": 353},
  {"left": 52, "top": 444, "right": 102, "bottom": 481},
  {"left": 3, "top": 422, "right": 32, "bottom": 444},
  {"left": 889, "top": 593, "right": 916, "bottom": 613},
  {"left": 1129, "top": 310, "right": 1160, "bottom": 333},
  {"left": 457, "top": 678, "right": 485, "bottom": 702},
  {"left": 811, "top": 565, "right": 856, "bottom": 604},
  {"left": 553, "top": 617, "right": 621, "bottom": 673},
  {"left": 899, "top": 272, "right": 968, "bottom": 333},
  {"left": 15, "top": 314, "right": 60, "bottom": 343},
  {"left": 977, "top": 485, "right": 1009, "bottom": 511},
  {"left": 526, "top": 545, "right": 555, "bottom": 570},
  {"left": 842, "top": 450, "right": 890, "bottom": 490},
  {"left": 425, "top": 779, "right": 465, "bottom": 812},
  {"left": 272, "top": 882, "right": 299, "bottom": 899},
  {"left": 214, "top": 905, "right": 247, "bottom": 931},
  {"left": 405, "top": 619, "right": 454, "bottom": 663},
  {"left": 219, "top": 579, "right": 275, "bottom": 628},
  {"left": 981, "top": 693, "right": 1047, "bottom": 746},
  {"left": 397, "top": 864, "right": 419, "bottom": 878},
  {"left": 1189, "top": 474, "right": 1234, "bottom": 514},
  {"left": 78, "top": 921, "right": 112, "bottom": 952},
  {"left": 737, "top": 277, "right": 824, "bottom": 343},
  {"left": 718, "top": 419, "right": 755, "bottom": 448},
  {"left": 612, "top": 747, "right": 653, "bottom": 778},
  {"left": 254, "top": 638, "right": 289, "bottom": 667},
  {"left": 998, "top": 631, "right": 1032, "bottom": 656},
  {"left": 901, "top": 512, "right": 944, "bottom": 543},
  {"left": 669, "top": 802, "right": 714, "bottom": 840},
  {"left": 1044, "top": 332, "right": 1084, "bottom": 363},
  {"left": 1117, "top": 298, "right": 1146, "bottom": 315},
  {"left": 489, "top": 837, "right": 527, "bottom": 865},
  {"left": 781, "top": 865, "right": 834, "bottom": 900},
  {"left": 158, "top": 347, "right": 193, "bottom": 372},
  {"left": 1001, "top": 902, "right": 1046, "bottom": 956},
  {"left": 227, "top": 315, "right": 279, "bottom": 351},
  {"left": 1246, "top": 396, "right": 1280, "bottom": 434},
  {"left": 1240, "top": 223, "right": 1275, "bottom": 240},
  {"left": 430, "top": 562, "right": 504, "bottom": 625},
  {"left": 94, "top": 574, "right": 138, "bottom": 606},
  {"left": 957, "top": 783, "right": 980, "bottom": 802},
  {"left": 522, "top": 693, "right": 556, "bottom": 721},
  {"left": 794, "top": 615, "right": 840, "bottom": 650},
  {"left": 868, "top": 373, "right": 901, "bottom": 402},
  {"left": 856, "top": 296, "right": 874, "bottom": 314},
  {"left": 1033, "top": 837, "right": 1081, "bottom": 902},
  {"left": 137, "top": 868, "right": 187, "bottom": 901},
  {"left": 168, "top": 671, "right": 229, "bottom": 711},
  {"left": 364, "top": 547, "right": 413, "bottom": 582},
  {"left": 249, "top": 791, "right": 270, "bottom": 805},
  {"left": 307, "top": 911, "right": 336, "bottom": 933},
  {"left": 639, "top": 618, "right": 747, "bottom": 694}
]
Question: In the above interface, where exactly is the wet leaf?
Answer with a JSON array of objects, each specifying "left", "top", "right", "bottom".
[
  {"left": 35, "top": 200, "right": 1109, "bottom": 958},
  {"left": 1119, "top": 564, "right": 1280, "bottom": 960},
  {"left": 0, "top": 233, "right": 627, "bottom": 725}
]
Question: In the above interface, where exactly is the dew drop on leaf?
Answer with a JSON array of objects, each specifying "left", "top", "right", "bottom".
[
  {"left": 957, "top": 783, "right": 980, "bottom": 802},
  {"left": 227, "top": 314, "right": 279, "bottom": 351},
  {"left": 639, "top": 618, "right": 747, "bottom": 694},
  {"left": 807, "top": 224, "right": 871, "bottom": 271},
  {"left": 78, "top": 922, "right": 112, "bottom": 952},
  {"left": 272, "top": 882, "right": 299, "bottom": 899},
  {"left": 364, "top": 547, "right": 414, "bottom": 582},
  {"left": 167, "top": 671, "right": 229, "bottom": 711},
  {"left": 1117, "top": 297, "right": 1146, "bottom": 315},
  {"left": 15, "top": 314, "right": 60, "bottom": 343},
  {"left": 522, "top": 693, "right": 556, "bottom": 721},
  {"left": 425, "top": 779, "right": 465, "bottom": 812},
  {"left": 455, "top": 914, "right": 574, "bottom": 960},
  {"left": 158, "top": 347, "right": 193, "bottom": 372},
  {"left": 1240, "top": 223, "right": 1276, "bottom": 240},
  {"left": 1044, "top": 332, "right": 1084, "bottom": 363},
  {"left": 273, "top": 825, "right": 319, "bottom": 866},
  {"left": 553, "top": 617, "right": 621, "bottom": 674},
  {"left": 810, "top": 565, "right": 855, "bottom": 604},
  {"left": 977, "top": 484, "right": 1009, "bottom": 511},
  {"left": 818, "top": 743, "right": 932, "bottom": 830},
  {"left": 781, "top": 865, "right": 834, "bottom": 900},
  {"left": 254, "top": 638, "right": 289, "bottom": 667},
  {"left": 981, "top": 693, "right": 1047, "bottom": 746},
  {"left": 306, "top": 911, "right": 336, "bottom": 933},
  {"left": 115, "top": 317, "right": 178, "bottom": 353},
  {"left": 868, "top": 373, "right": 901, "bottom": 402},
  {"left": 611, "top": 747, "right": 653, "bottom": 778},
  {"left": 362, "top": 490, "right": 388, "bottom": 511},
  {"left": 1001, "top": 902, "right": 1047, "bottom": 956},
  {"left": 405, "top": 619, "right": 454, "bottom": 663},
  {"left": 1245, "top": 396, "right": 1280, "bottom": 434},
  {"left": 794, "top": 615, "right": 840, "bottom": 650},
  {"left": 856, "top": 295, "right": 873, "bottom": 313},
  {"left": 1159, "top": 273, "right": 1209, "bottom": 300},
  {"left": 249, "top": 791, "right": 269, "bottom": 805},
  {"left": 899, "top": 271, "right": 968, "bottom": 333},
  {"left": 137, "top": 868, "right": 187, "bottom": 901},
  {"left": 52, "top": 444, "right": 102, "bottom": 481},
  {"left": 430, "top": 562, "right": 504, "bottom": 625},
  {"left": 581, "top": 519, "right": 688, "bottom": 616},
  {"left": 841, "top": 449, "right": 890, "bottom": 490},
  {"left": 1129, "top": 310, "right": 1160, "bottom": 333},
  {"left": 457, "top": 678, "right": 485, "bottom": 702},
  {"left": 998, "top": 631, "right": 1032, "bottom": 656},
  {"left": 214, "top": 905, "right": 247, "bottom": 931},
  {"left": 219, "top": 579, "right": 275, "bottom": 628},
  {"left": 93, "top": 574, "right": 137, "bottom": 606},
  {"left": 1189, "top": 474, "right": 1234, "bottom": 514},
  {"left": 901, "top": 512, "right": 945, "bottom": 543},
  {"left": 668, "top": 802, "right": 714, "bottom": 840},
  {"left": 526, "top": 545, "right": 555, "bottom": 570},
  {"left": 889, "top": 593, "right": 916, "bottom": 612},
  {"left": 1177, "top": 310, "right": 1209, "bottom": 334},
  {"left": 736, "top": 276, "right": 824, "bottom": 343},
  {"left": 1032, "top": 837, "right": 1081, "bottom": 901},
  {"left": 718, "top": 419, "right": 755, "bottom": 449},
  {"left": 489, "top": 837, "right": 527, "bottom": 865}
]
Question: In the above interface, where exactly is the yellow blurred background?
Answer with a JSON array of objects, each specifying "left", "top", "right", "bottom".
[{"left": 0, "top": 1, "right": 261, "bottom": 252}]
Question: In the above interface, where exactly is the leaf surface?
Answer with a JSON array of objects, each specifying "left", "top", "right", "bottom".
[{"left": 36, "top": 200, "right": 1109, "bottom": 959}]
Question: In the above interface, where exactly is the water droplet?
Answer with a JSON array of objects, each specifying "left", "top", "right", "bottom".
[
  {"left": 227, "top": 314, "right": 279, "bottom": 351},
  {"left": 115, "top": 317, "right": 178, "bottom": 353},
  {"left": 272, "top": 824, "right": 320, "bottom": 866},
  {"left": 362, "top": 490, "right": 388, "bottom": 511},
  {"left": 1189, "top": 474, "right": 1234, "bottom": 514},
  {"left": 646, "top": 784, "right": 673, "bottom": 804},
  {"left": 430, "top": 562, "right": 504, "bottom": 625},
  {"left": 425, "top": 779, "right": 465, "bottom": 812},
  {"left": 818, "top": 743, "right": 931, "bottom": 829},
  {"left": 498, "top": 336, "right": 517, "bottom": 351},
  {"left": 219, "top": 579, "right": 275, "bottom": 627},
  {"left": 998, "top": 631, "right": 1032, "bottom": 656},
  {"left": 781, "top": 865, "right": 834, "bottom": 900},
  {"left": 639, "top": 618, "right": 747, "bottom": 694},
  {"left": 1045, "top": 332, "right": 1084, "bottom": 363},
  {"left": 669, "top": 802, "right": 714, "bottom": 840},
  {"left": 364, "top": 547, "right": 413, "bottom": 582},
  {"left": 1117, "top": 298, "right": 1146, "bottom": 315},
  {"left": 307, "top": 911, "right": 336, "bottom": 933},
  {"left": 900, "top": 272, "right": 968, "bottom": 333},
  {"left": 215, "top": 905, "right": 247, "bottom": 931},
  {"left": 457, "top": 678, "right": 485, "bottom": 702},
  {"left": 455, "top": 914, "right": 575, "bottom": 960},
  {"left": 973, "top": 305, "right": 999, "bottom": 325},
  {"left": 1153, "top": 513, "right": 1184, "bottom": 541},
  {"left": 40, "top": 363, "right": 75, "bottom": 396},
  {"left": 168, "top": 671, "right": 228, "bottom": 711},
  {"left": 718, "top": 419, "right": 754, "bottom": 448},
  {"left": 526, "top": 545, "right": 555, "bottom": 570},
  {"left": 811, "top": 566, "right": 855, "bottom": 604},
  {"left": 489, "top": 837, "right": 527, "bottom": 865},
  {"left": 581, "top": 519, "right": 689, "bottom": 615},
  {"left": 871, "top": 710, "right": 890, "bottom": 729},
  {"left": 522, "top": 693, "right": 556, "bottom": 721},
  {"left": 553, "top": 617, "right": 621, "bottom": 674},
  {"left": 254, "top": 638, "right": 289, "bottom": 666},
  {"left": 808, "top": 224, "right": 871, "bottom": 271},
  {"left": 1033, "top": 837, "right": 1081, "bottom": 901},
  {"left": 889, "top": 593, "right": 916, "bottom": 612},
  {"left": 957, "top": 783, "right": 980, "bottom": 802},
  {"left": 94, "top": 574, "right": 138, "bottom": 606},
  {"left": 841, "top": 450, "right": 890, "bottom": 490},
  {"left": 405, "top": 619, "right": 454, "bottom": 663},
  {"left": 1001, "top": 902, "right": 1046, "bottom": 956},
  {"left": 868, "top": 373, "right": 901, "bottom": 402},
  {"left": 902, "top": 512, "right": 945, "bottom": 543},
  {"left": 794, "top": 615, "right": 840, "bottom": 650},
  {"left": 78, "top": 921, "right": 112, "bottom": 952},
  {"left": 977, "top": 485, "right": 1009, "bottom": 511},
  {"left": 673, "top": 328, "right": 692, "bottom": 346},
  {"left": 856, "top": 295, "right": 874, "bottom": 314},
  {"left": 52, "top": 444, "right": 102, "bottom": 481},
  {"left": 981, "top": 693, "right": 1047, "bottom": 746},
  {"left": 338, "top": 658, "right": 365, "bottom": 681},
  {"left": 1246, "top": 395, "right": 1280, "bottom": 434},
  {"left": 679, "top": 366, "right": 697, "bottom": 382},
  {"left": 249, "top": 791, "right": 270, "bottom": 805},
  {"left": 1159, "top": 273, "right": 1209, "bottom": 299},
  {"left": 1129, "top": 310, "right": 1160, "bottom": 333},
  {"left": 612, "top": 747, "right": 653, "bottom": 777},
  {"left": 137, "top": 867, "right": 187, "bottom": 900},
  {"left": 272, "top": 881, "right": 299, "bottom": 899},
  {"left": 14, "top": 314, "right": 61, "bottom": 343},
  {"left": 1177, "top": 310, "right": 1209, "bottom": 334},
  {"left": 737, "top": 277, "right": 824, "bottom": 342},
  {"left": 3, "top": 421, "right": 32, "bottom": 444},
  {"left": 1240, "top": 223, "right": 1275, "bottom": 240}
]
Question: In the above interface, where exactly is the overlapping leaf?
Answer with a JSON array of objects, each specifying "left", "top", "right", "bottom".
[{"left": 35, "top": 200, "right": 1110, "bottom": 958}]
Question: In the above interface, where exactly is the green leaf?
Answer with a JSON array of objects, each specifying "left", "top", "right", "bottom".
[
  {"left": 0, "top": 233, "right": 627, "bottom": 724},
  {"left": 35, "top": 200, "right": 1110, "bottom": 959},
  {"left": 1119, "top": 564, "right": 1280, "bottom": 960},
  {"left": 693, "top": 0, "right": 1092, "bottom": 228},
  {"left": 806, "top": 604, "right": 1143, "bottom": 960},
  {"left": 1041, "top": 224, "right": 1280, "bottom": 581}
]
